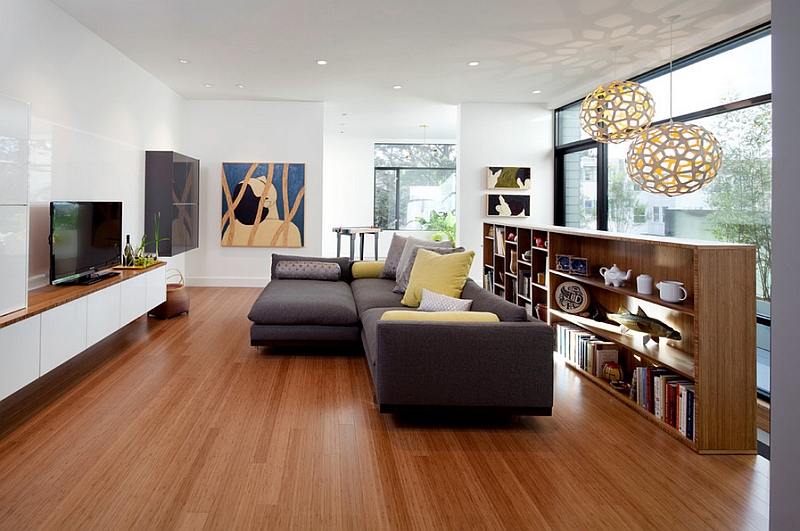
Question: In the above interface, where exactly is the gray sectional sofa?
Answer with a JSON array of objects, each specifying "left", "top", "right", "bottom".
[{"left": 248, "top": 254, "right": 554, "bottom": 415}]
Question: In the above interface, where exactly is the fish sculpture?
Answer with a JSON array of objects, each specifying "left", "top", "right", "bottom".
[{"left": 606, "top": 305, "right": 681, "bottom": 345}]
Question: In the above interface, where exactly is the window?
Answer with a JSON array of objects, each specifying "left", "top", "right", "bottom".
[
  {"left": 555, "top": 25, "right": 772, "bottom": 398},
  {"left": 374, "top": 143, "right": 456, "bottom": 230}
]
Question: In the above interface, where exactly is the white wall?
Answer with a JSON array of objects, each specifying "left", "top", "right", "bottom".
[
  {"left": 770, "top": 0, "right": 800, "bottom": 527},
  {"left": 457, "top": 103, "right": 554, "bottom": 280},
  {"left": 182, "top": 100, "right": 324, "bottom": 286},
  {"left": 0, "top": 0, "right": 184, "bottom": 289}
]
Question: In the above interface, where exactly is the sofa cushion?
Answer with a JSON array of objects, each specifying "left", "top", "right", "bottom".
[
  {"left": 274, "top": 260, "right": 341, "bottom": 281},
  {"left": 418, "top": 288, "right": 472, "bottom": 312},
  {"left": 394, "top": 236, "right": 454, "bottom": 284},
  {"left": 271, "top": 254, "right": 353, "bottom": 283},
  {"left": 381, "top": 310, "right": 498, "bottom": 322},
  {"left": 393, "top": 246, "right": 465, "bottom": 294},
  {"left": 350, "top": 278, "right": 405, "bottom": 316},
  {"left": 352, "top": 261, "right": 385, "bottom": 279},
  {"left": 248, "top": 279, "right": 358, "bottom": 325},
  {"left": 379, "top": 234, "right": 408, "bottom": 280},
  {"left": 401, "top": 249, "right": 475, "bottom": 308},
  {"left": 460, "top": 278, "right": 528, "bottom": 322}
]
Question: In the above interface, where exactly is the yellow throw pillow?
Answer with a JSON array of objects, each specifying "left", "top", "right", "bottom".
[
  {"left": 400, "top": 249, "right": 475, "bottom": 308},
  {"left": 352, "top": 261, "right": 385, "bottom": 279},
  {"left": 380, "top": 310, "right": 499, "bottom": 322}
]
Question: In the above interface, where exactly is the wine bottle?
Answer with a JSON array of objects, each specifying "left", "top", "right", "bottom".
[{"left": 123, "top": 234, "right": 135, "bottom": 267}]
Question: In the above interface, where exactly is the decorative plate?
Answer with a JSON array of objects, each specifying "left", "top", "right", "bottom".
[
  {"left": 554, "top": 281, "right": 590, "bottom": 314},
  {"left": 610, "top": 380, "right": 631, "bottom": 391}
]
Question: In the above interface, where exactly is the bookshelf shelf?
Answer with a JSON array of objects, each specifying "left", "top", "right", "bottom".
[{"left": 483, "top": 222, "right": 756, "bottom": 454}]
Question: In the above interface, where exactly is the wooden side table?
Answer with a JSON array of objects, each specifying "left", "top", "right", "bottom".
[{"left": 333, "top": 227, "right": 381, "bottom": 261}]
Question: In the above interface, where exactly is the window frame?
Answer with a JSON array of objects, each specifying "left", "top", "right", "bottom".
[
  {"left": 373, "top": 143, "right": 457, "bottom": 231},
  {"left": 553, "top": 23, "right": 773, "bottom": 399}
]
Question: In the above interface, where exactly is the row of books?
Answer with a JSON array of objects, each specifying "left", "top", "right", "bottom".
[
  {"left": 632, "top": 366, "right": 696, "bottom": 440},
  {"left": 519, "top": 272, "right": 531, "bottom": 299},
  {"left": 494, "top": 227, "right": 506, "bottom": 257},
  {"left": 484, "top": 268, "right": 494, "bottom": 291},
  {"left": 555, "top": 323, "right": 618, "bottom": 378}
]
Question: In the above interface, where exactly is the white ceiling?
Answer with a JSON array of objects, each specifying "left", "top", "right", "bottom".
[{"left": 50, "top": 0, "right": 769, "bottom": 138}]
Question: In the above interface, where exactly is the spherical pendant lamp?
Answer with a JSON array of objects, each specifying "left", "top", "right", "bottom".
[
  {"left": 625, "top": 121, "right": 722, "bottom": 196},
  {"left": 579, "top": 79, "right": 656, "bottom": 143},
  {"left": 624, "top": 15, "right": 722, "bottom": 196}
]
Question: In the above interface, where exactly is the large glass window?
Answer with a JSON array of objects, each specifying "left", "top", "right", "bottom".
[
  {"left": 374, "top": 143, "right": 456, "bottom": 230},
  {"left": 555, "top": 25, "right": 772, "bottom": 397}
]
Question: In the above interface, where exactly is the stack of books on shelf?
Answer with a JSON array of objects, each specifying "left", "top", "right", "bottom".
[
  {"left": 519, "top": 272, "right": 531, "bottom": 298},
  {"left": 494, "top": 227, "right": 505, "bottom": 256},
  {"left": 555, "top": 323, "right": 618, "bottom": 377},
  {"left": 631, "top": 366, "right": 695, "bottom": 440},
  {"left": 483, "top": 268, "right": 494, "bottom": 291}
]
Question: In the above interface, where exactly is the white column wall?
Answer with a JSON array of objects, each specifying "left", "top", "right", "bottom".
[
  {"left": 457, "top": 103, "right": 554, "bottom": 280},
  {"left": 770, "top": 0, "right": 800, "bottom": 527},
  {"left": 0, "top": 0, "right": 184, "bottom": 290},
  {"left": 182, "top": 100, "right": 324, "bottom": 286}
]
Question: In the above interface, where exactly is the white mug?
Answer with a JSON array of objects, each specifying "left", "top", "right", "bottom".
[
  {"left": 656, "top": 280, "right": 688, "bottom": 303},
  {"left": 636, "top": 274, "right": 653, "bottom": 295}
]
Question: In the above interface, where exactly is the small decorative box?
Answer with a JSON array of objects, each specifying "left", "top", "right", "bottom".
[
  {"left": 570, "top": 257, "right": 589, "bottom": 276},
  {"left": 556, "top": 254, "right": 572, "bottom": 272}
]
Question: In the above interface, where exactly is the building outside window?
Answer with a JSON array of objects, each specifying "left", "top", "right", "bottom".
[
  {"left": 554, "top": 25, "right": 772, "bottom": 397},
  {"left": 374, "top": 143, "right": 456, "bottom": 230}
]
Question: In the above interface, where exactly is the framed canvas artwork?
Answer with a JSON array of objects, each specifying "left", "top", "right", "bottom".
[
  {"left": 486, "top": 166, "right": 531, "bottom": 190},
  {"left": 486, "top": 194, "right": 530, "bottom": 217},
  {"left": 221, "top": 162, "right": 305, "bottom": 247}
]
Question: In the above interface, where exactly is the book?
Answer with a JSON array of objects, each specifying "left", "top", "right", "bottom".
[{"left": 594, "top": 348, "right": 619, "bottom": 378}]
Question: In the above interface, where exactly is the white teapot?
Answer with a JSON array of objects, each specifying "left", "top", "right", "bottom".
[{"left": 599, "top": 264, "right": 632, "bottom": 287}]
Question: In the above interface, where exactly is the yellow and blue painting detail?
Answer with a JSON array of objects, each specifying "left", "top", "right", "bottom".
[{"left": 221, "top": 162, "right": 305, "bottom": 247}]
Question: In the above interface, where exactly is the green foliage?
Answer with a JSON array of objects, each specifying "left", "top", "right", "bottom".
[
  {"left": 608, "top": 163, "right": 646, "bottom": 233},
  {"left": 705, "top": 101, "right": 772, "bottom": 300},
  {"left": 414, "top": 210, "right": 457, "bottom": 246}
]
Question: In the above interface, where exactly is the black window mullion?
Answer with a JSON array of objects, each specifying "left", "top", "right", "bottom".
[
  {"left": 596, "top": 144, "right": 609, "bottom": 231},
  {"left": 394, "top": 169, "right": 400, "bottom": 230}
]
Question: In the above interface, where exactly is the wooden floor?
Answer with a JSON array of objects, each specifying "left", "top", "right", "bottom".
[{"left": 0, "top": 287, "right": 769, "bottom": 531}]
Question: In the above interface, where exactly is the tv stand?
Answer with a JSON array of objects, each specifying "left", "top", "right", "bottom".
[{"left": 77, "top": 271, "right": 120, "bottom": 285}]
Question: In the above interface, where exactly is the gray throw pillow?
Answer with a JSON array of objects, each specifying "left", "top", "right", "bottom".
[
  {"left": 393, "top": 236, "right": 454, "bottom": 283},
  {"left": 274, "top": 261, "right": 341, "bottom": 281},
  {"left": 418, "top": 288, "right": 473, "bottom": 312},
  {"left": 271, "top": 254, "right": 353, "bottom": 282},
  {"left": 379, "top": 233, "right": 408, "bottom": 280},
  {"left": 393, "top": 245, "right": 465, "bottom": 294}
]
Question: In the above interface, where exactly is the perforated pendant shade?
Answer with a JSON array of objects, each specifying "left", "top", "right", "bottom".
[
  {"left": 625, "top": 121, "right": 723, "bottom": 196},
  {"left": 579, "top": 80, "right": 655, "bottom": 143}
]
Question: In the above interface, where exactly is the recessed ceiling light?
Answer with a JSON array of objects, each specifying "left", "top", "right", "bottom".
[
  {"left": 236, "top": 84, "right": 245, "bottom": 89},
  {"left": 317, "top": 59, "right": 328, "bottom": 65},
  {"left": 468, "top": 61, "right": 480, "bottom": 67},
  {"left": 392, "top": 85, "right": 402, "bottom": 90},
  {"left": 179, "top": 59, "right": 190, "bottom": 64},
  {"left": 204, "top": 83, "right": 213, "bottom": 88},
  {"left": 531, "top": 90, "right": 542, "bottom": 94}
]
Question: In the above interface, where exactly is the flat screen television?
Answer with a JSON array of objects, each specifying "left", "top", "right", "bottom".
[{"left": 49, "top": 201, "right": 123, "bottom": 285}]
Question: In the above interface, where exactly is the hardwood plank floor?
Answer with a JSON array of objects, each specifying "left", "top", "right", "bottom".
[{"left": 0, "top": 287, "right": 769, "bottom": 531}]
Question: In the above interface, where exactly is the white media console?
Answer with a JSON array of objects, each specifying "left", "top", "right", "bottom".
[{"left": 0, "top": 263, "right": 166, "bottom": 402}]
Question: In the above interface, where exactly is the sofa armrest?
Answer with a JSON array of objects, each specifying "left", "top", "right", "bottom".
[{"left": 372, "top": 318, "right": 554, "bottom": 408}]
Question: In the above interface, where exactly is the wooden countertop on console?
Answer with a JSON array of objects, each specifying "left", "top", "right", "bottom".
[{"left": 0, "top": 262, "right": 166, "bottom": 330}]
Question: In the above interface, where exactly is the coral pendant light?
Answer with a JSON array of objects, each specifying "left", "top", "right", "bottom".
[
  {"left": 625, "top": 16, "right": 722, "bottom": 196},
  {"left": 579, "top": 48, "right": 656, "bottom": 143}
]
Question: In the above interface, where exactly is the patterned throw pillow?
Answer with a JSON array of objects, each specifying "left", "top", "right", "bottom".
[
  {"left": 393, "top": 246, "right": 465, "bottom": 294},
  {"left": 379, "top": 234, "right": 408, "bottom": 280},
  {"left": 418, "top": 289, "right": 473, "bottom": 312},
  {"left": 273, "top": 261, "right": 341, "bottom": 281}
]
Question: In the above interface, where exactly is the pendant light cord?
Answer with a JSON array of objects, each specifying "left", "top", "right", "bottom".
[{"left": 669, "top": 17, "right": 674, "bottom": 122}]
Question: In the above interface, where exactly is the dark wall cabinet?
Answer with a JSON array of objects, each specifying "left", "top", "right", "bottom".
[{"left": 145, "top": 151, "right": 200, "bottom": 257}]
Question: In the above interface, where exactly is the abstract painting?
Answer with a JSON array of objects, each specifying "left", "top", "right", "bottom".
[
  {"left": 486, "top": 166, "right": 531, "bottom": 190},
  {"left": 486, "top": 194, "right": 530, "bottom": 217},
  {"left": 221, "top": 162, "right": 305, "bottom": 247}
]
